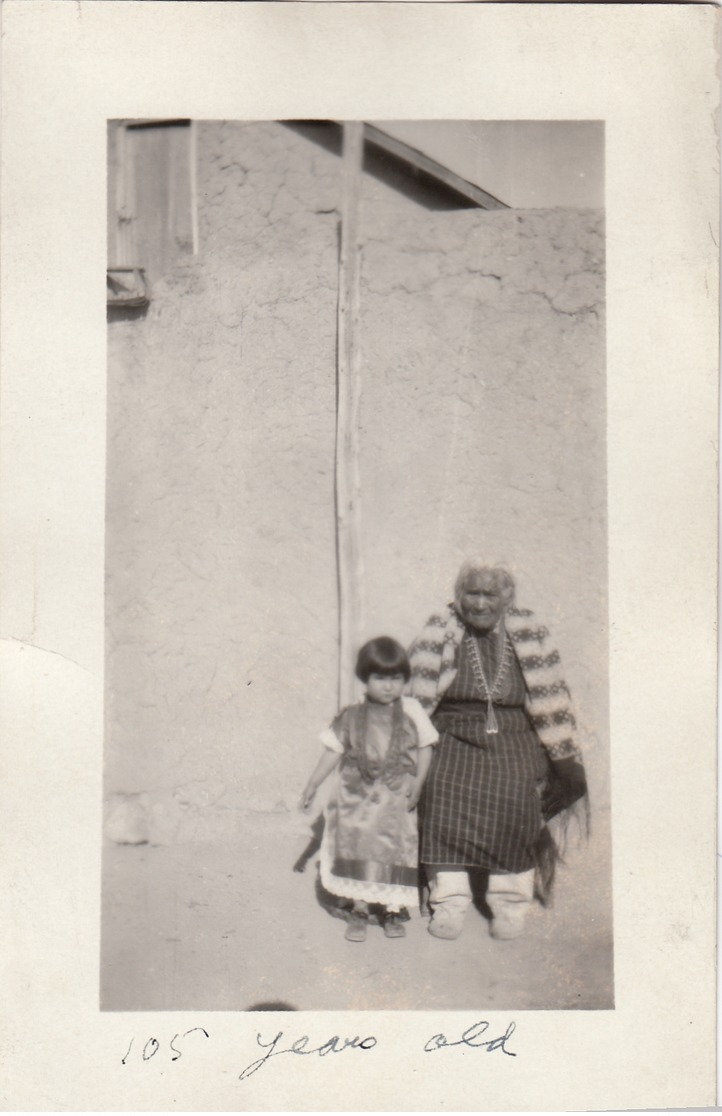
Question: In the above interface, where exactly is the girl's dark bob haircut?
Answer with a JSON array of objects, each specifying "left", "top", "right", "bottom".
[{"left": 355, "top": 636, "right": 411, "bottom": 683}]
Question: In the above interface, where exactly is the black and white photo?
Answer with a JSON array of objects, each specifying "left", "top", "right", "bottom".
[{"left": 102, "top": 118, "right": 610, "bottom": 1011}]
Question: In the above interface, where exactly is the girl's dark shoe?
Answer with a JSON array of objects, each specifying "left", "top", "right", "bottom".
[
  {"left": 345, "top": 912, "right": 368, "bottom": 942},
  {"left": 383, "top": 913, "right": 406, "bottom": 939}
]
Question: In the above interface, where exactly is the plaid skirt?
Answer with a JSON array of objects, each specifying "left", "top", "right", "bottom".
[{"left": 419, "top": 702, "right": 549, "bottom": 873}]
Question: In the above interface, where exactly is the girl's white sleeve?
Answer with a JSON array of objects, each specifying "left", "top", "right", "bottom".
[
  {"left": 319, "top": 727, "right": 344, "bottom": 753},
  {"left": 402, "top": 696, "right": 439, "bottom": 747}
]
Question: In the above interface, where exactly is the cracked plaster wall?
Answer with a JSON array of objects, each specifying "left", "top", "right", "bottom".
[
  {"left": 356, "top": 177, "right": 607, "bottom": 811},
  {"left": 106, "top": 122, "right": 606, "bottom": 844}
]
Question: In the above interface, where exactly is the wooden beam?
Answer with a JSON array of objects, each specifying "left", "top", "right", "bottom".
[
  {"left": 363, "top": 123, "right": 509, "bottom": 210},
  {"left": 335, "top": 122, "right": 365, "bottom": 708},
  {"left": 189, "top": 120, "right": 200, "bottom": 255}
]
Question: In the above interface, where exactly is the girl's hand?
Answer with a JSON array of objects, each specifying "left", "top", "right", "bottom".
[
  {"left": 406, "top": 784, "right": 422, "bottom": 811},
  {"left": 299, "top": 787, "right": 316, "bottom": 812}
]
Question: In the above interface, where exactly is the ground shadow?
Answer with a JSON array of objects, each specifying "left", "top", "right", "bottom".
[
  {"left": 292, "top": 813, "right": 324, "bottom": 874},
  {"left": 469, "top": 868, "right": 494, "bottom": 922}
]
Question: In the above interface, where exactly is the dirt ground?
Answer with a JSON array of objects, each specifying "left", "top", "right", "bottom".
[{"left": 100, "top": 807, "right": 613, "bottom": 1013}]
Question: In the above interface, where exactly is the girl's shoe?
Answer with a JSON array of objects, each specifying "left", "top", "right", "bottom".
[
  {"left": 345, "top": 912, "right": 368, "bottom": 942},
  {"left": 383, "top": 914, "right": 406, "bottom": 939}
]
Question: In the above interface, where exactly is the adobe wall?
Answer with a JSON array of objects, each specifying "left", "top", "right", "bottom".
[
  {"left": 105, "top": 121, "right": 606, "bottom": 843},
  {"left": 357, "top": 175, "right": 606, "bottom": 797}
]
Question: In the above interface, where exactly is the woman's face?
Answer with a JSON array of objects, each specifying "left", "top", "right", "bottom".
[{"left": 459, "top": 570, "right": 507, "bottom": 632}]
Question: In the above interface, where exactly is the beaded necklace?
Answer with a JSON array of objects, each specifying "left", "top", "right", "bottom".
[{"left": 465, "top": 622, "right": 511, "bottom": 735}]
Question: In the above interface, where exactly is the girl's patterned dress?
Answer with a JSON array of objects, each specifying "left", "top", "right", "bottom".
[{"left": 319, "top": 696, "right": 437, "bottom": 910}]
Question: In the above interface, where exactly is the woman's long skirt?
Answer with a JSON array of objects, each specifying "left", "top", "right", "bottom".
[{"left": 420, "top": 704, "right": 549, "bottom": 874}]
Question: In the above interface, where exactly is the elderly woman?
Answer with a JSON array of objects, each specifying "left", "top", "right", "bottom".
[{"left": 408, "top": 559, "right": 588, "bottom": 941}]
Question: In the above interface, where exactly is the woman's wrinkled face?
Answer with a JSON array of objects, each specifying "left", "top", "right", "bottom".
[{"left": 459, "top": 570, "right": 507, "bottom": 632}]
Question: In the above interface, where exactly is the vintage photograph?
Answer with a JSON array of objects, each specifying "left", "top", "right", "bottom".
[
  {"left": 4, "top": 1, "right": 718, "bottom": 1107},
  {"left": 101, "top": 118, "right": 610, "bottom": 1012}
]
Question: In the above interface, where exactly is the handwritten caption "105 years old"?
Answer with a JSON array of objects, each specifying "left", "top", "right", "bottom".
[{"left": 121, "top": 1020, "right": 518, "bottom": 1079}]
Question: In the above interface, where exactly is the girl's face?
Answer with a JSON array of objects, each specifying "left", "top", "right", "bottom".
[
  {"left": 366, "top": 672, "right": 405, "bottom": 705},
  {"left": 459, "top": 570, "right": 507, "bottom": 632}
]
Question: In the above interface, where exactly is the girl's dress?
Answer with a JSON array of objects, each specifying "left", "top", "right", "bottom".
[{"left": 319, "top": 696, "right": 438, "bottom": 910}]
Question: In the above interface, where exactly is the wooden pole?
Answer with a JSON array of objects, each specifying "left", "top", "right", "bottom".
[{"left": 336, "top": 122, "right": 364, "bottom": 708}]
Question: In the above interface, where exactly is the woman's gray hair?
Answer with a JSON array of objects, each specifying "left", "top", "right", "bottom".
[{"left": 453, "top": 559, "right": 516, "bottom": 610}]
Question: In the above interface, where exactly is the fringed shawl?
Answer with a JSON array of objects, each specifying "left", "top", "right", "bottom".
[{"left": 407, "top": 604, "right": 582, "bottom": 764}]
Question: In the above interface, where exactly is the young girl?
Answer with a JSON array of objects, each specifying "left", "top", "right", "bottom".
[{"left": 300, "top": 636, "right": 438, "bottom": 942}]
